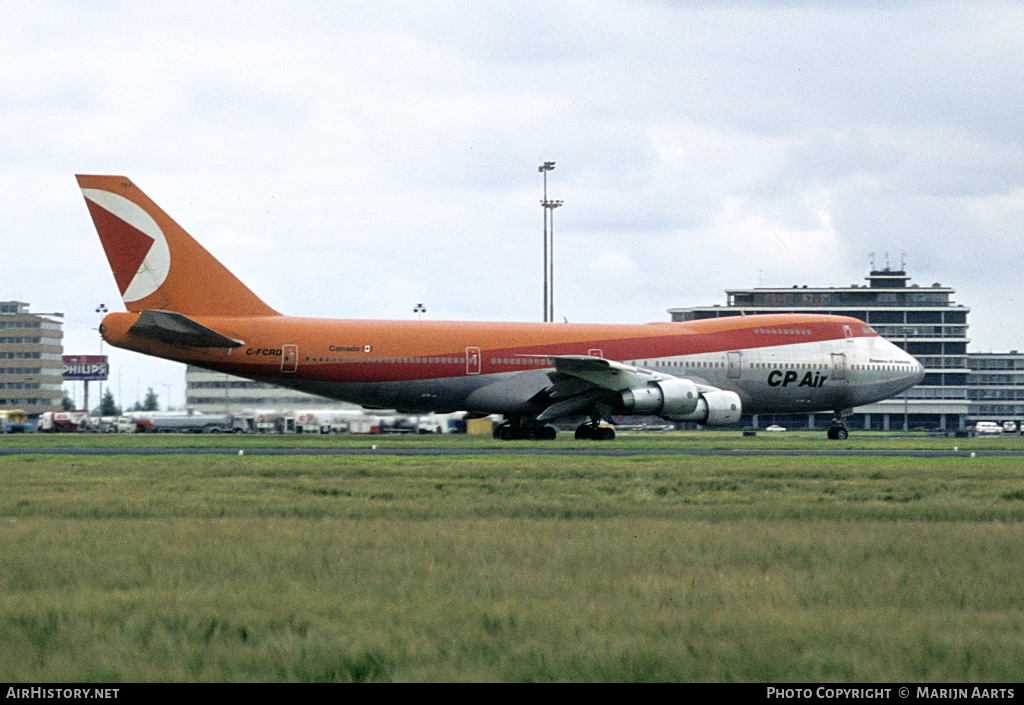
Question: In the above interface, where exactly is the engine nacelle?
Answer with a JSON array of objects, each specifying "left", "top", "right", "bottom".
[
  {"left": 620, "top": 378, "right": 699, "bottom": 417},
  {"left": 622, "top": 381, "right": 742, "bottom": 426},
  {"left": 665, "top": 389, "right": 742, "bottom": 426}
]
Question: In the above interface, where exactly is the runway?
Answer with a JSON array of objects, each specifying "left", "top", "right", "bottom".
[{"left": 2, "top": 446, "right": 1021, "bottom": 458}]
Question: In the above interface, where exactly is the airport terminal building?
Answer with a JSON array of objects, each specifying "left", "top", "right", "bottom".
[{"left": 668, "top": 269, "right": 978, "bottom": 431}]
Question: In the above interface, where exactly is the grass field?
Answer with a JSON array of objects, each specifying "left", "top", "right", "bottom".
[
  {"left": 2, "top": 432, "right": 1023, "bottom": 681},
  {"left": 3, "top": 428, "right": 1024, "bottom": 451}
]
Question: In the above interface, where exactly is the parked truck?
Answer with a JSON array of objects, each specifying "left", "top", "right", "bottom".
[
  {"left": 253, "top": 410, "right": 282, "bottom": 433},
  {"left": 293, "top": 410, "right": 362, "bottom": 434},
  {"left": 131, "top": 411, "right": 250, "bottom": 433},
  {"left": 36, "top": 410, "right": 88, "bottom": 433}
]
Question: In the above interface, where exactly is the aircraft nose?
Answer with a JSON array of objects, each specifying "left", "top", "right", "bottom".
[
  {"left": 912, "top": 360, "right": 926, "bottom": 385},
  {"left": 899, "top": 356, "right": 925, "bottom": 393},
  {"left": 884, "top": 338, "right": 925, "bottom": 391}
]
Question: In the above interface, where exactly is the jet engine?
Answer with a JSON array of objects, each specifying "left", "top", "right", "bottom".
[
  {"left": 621, "top": 380, "right": 742, "bottom": 426},
  {"left": 673, "top": 389, "right": 742, "bottom": 426},
  {"left": 620, "top": 378, "right": 699, "bottom": 417}
]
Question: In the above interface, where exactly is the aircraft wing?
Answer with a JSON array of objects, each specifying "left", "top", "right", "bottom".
[
  {"left": 548, "top": 354, "right": 672, "bottom": 390},
  {"left": 537, "top": 354, "right": 735, "bottom": 424},
  {"left": 535, "top": 355, "right": 668, "bottom": 422},
  {"left": 549, "top": 354, "right": 725, "bottom": 392}
]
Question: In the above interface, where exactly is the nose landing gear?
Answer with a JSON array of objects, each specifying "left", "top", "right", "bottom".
[
  {"left": 827, "top": 425, "right": 849, "bottom": 440},
  {"left": 827, "top": 410, "right": 850, "bottom": 440}
]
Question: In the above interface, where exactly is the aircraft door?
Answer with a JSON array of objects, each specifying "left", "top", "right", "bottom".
[
  {"left": 466, "top": 347, "right": 481, "bottom": 375},
  {"left": 727, "top": 351, "right": 742, "bottom": 379},
  {"left": 282, "top": 344, "right": 298, "bottom": 373},
  {"left": 831, "top": 352, "right": 847, "bottom": 381}
]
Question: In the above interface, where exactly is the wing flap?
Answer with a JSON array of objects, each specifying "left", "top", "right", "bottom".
[{"left": 536, "top": 388, "right": 610, "bottom": 422}]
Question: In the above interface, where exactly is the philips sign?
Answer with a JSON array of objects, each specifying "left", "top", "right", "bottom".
[{"left": 63, "top": 355, "right": 109, "bottom": 381}]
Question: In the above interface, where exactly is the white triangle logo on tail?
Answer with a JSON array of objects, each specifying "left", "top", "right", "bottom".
[{"left": 82, "top": 188, "right": 171, "bottom": 305}]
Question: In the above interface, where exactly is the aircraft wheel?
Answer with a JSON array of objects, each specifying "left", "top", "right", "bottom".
[
  {"left": 541, "top": 426, "right": 557, "bottom": 440},
  {"left": 575, "top": 424, "right": 614, "bottom": 440},
  {"left": 835, "top": 427, "right": 848, "bottom": 440}
]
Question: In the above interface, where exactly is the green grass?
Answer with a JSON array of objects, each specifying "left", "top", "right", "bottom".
[{"left": 1, "top": 446, "right": 1024, "bottom": 681}]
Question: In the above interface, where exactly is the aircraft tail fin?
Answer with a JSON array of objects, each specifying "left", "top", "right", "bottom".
[{"left": 76, "top": 175, "right": 279, "bottom": 317}]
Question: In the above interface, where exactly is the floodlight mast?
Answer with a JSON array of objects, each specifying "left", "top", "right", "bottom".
[
  {"left": 544, "top": 199, "right": 563, "bottom": 323},
  {"left": 539, "top": 161, "right": 556, "bottom": 322}
]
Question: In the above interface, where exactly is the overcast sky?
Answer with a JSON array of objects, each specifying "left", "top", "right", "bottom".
[{"left": 3, "top": 1, "right": 1022, "bottom": 410}]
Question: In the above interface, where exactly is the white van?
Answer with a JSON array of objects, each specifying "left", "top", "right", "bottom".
[{"left": 974, "top": 421, "right": 1002, "bottom": 435}]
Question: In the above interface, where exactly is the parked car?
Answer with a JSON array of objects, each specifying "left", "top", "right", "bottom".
[{"left": 765, "top": 424, "right": 787, "bottom": 432}]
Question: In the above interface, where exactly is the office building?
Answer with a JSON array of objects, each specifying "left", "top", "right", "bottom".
[
  {"left": 0, "top": 301, "right": 64, "bottom": 415},
  {"left": 968, "top": 352, "right": 1024, "bottom": 428}
]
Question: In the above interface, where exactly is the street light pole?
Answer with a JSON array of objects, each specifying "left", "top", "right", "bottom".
[
  {"left": 539, "top": 161, "right": 555, "bottom": 322},
  {"left": 545, "top": 199, "right": 563, "bottom": 322},
  {"left": 91, "top": 303, "right": 108, "bottom": 415}
]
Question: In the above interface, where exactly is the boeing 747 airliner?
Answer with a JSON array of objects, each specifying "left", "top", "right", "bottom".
[{"left": 77, "top": 175, "right": 924, "bottom": 440}]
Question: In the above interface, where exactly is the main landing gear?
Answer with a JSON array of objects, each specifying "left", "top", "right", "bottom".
[
  {"left": 574, "top": 422, "right": 615, "bottom": 441},
  {"left": 493, "top": 417, "right": 557, "bottom": 441},
  {"left": 492, "top": 414, "right": 617, "bottom": 441}
]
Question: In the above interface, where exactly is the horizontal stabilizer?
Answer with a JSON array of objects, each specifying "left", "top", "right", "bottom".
[{"left": 127, "top": 310, "right": 244, "bottom": 348}]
